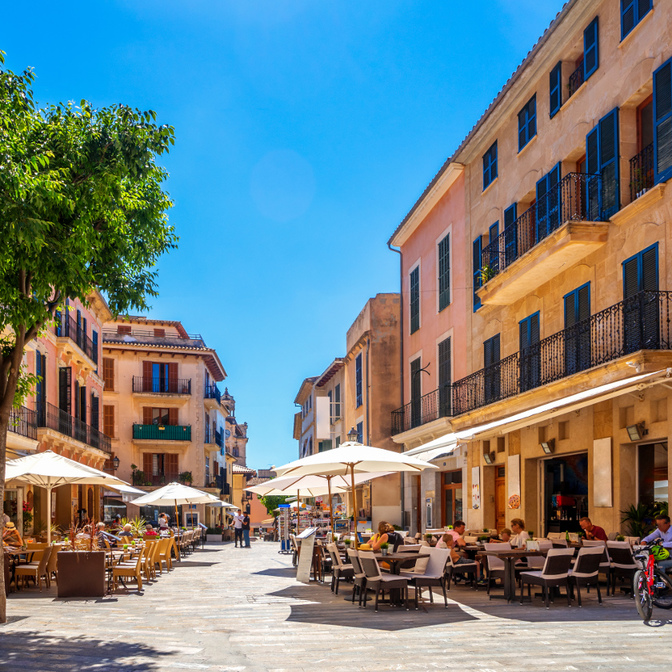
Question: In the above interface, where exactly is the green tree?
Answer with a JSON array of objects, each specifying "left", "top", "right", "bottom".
[
  {"left": 259, "top": 495, "right": 290, "bottom": 516},
  {"left": 0, "top": 54, "right": 177, "bottom": 622}
]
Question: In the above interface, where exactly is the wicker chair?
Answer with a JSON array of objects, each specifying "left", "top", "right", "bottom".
[
  {"left": 326, "top": 542, "right": 354, "bottom": 594},
  {"left": 112, "top": 550, "right": 144, "bottom": 591},
  {"left": 15, "top": 546, "right": 52, "bottom": 590},
  {"left": 359, "top": 551, "right": 410, "bottom": 612},
  {"left": 519, "top": 548, "right": 574, "bottom": 608},
  {"left": 400, "top": 547, "right": 450, "bottom": 608},
  {"left": 568, "top": 546, "right": 604, "bottom": 606}
]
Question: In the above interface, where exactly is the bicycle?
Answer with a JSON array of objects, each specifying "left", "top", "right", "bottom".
[{"left": 632, "top": 539, "right": 672, "bottom": 622}]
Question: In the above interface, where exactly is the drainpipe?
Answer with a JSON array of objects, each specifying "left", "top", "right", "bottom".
[{"left": 387, "top": 241, "right": 405, "bottom": 529}]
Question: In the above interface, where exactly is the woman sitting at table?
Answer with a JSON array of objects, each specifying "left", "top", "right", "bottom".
[
  {"left": 2, "top": 521, "right": 23, "bottom": 549},
  {"left": 369, "top": 521, "right": 391, "bottom": 551},
  {"left": 510, "top": 519, "right": 529, "bottom": 548}
]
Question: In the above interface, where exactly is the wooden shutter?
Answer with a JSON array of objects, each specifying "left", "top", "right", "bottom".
[
  {"left": 168, "top": 362, "right": 178, "bottom": 393},
  {"left": 536, "top": 173, "right": 549, "bottom": 240},
  {"left": 90, "top": 394, "right": 99, "bottom": 431},
  {"left": 654, "top": 59, "right": 672, "bottom": 183},
  {"left": 578, "top": 285, "right": 591, "bottom": 322},
  {"left": 504, "top": 203, "right": 517, "bottom": 266},
  {"left": 165, "top": 453, "right": 179, "bottom": 480},
  {"left": 484, "top": 335, "right": 500, "bottom": 368},
  {"left": 621, "top": 0, "right": 635, "bottom": 38},
  {"left": 549, "top": 62, "right": 562, "bottom": 118},
  {"left": 103, "top": 405, "right": 114, "bottom": 437},
  {"left": 583, "top": 17, "right": 599, "bottom": 80},
  {"left": 409, "top": 266, "right": 420, "bottom": 333},
  {"left": 472, "top": 236, "right": 482, "bottom": 311},
  {"left": 565, "top": 286, "right": 591, "bottom": 328},
  {"left": 117, "top": 324, "right": 131, "bottom": 335},
  {"left": 530, "top": 313, "right": 540, "bottom": 345},
  {"left": 438, "top": 338, "right": 451, "bottom": 387},
  {"left": 59, "top": 367, "right": 71, "bottom": 415},
  {"left": 168, "top": 408, "right": 178, "bottom": 426},
  {"left": 438, "top": 233, "right": 450, "bottom": 311},
  {"left": 80, "top": 386, "right": 86, "bottom": 424},
  {"left": 143, "top": 452, "right": 153, "bottom": 476},
  {"left": 623, "top": 257, "right": 639, "bottom": 299},
  {"left": 641, "top": 245, "right": 658, "bottom": 291},
  {"left": 547, "top": 163, "right": 561, "bottom": 231},
  {"left": 586, "top": 126, "right": 600, "bottom": 219},
  {"left": 103, "top": 358, "right": 114, "bottom": 391},
  {"left": 92, "top": 330, "right": 98, "bottom": 366},
  {"left": 599, "top": 109, "right": 620, "bottom": 218},
  {"left": 143, "top": 360, "right": 153, "bottom": 381},
  {"left": 143, "top": 407, "right": 153, "bottom": 425}
]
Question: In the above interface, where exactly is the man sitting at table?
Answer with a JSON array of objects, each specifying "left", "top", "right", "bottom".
[
  {"left": 2, "top": 521, "right": 23, "bottom": 549},
  {"left": 145, "top": 524, "right": 158, "bottom": 537},
  {"left": 447, "top": 535, "right": 483, "bottom": 582},
  {"left": 118, "top": 524, "right": 134, "bottom": 539},
  {"left": 579, "top": 517, "right": 607, "bottom": 541},
  {"left": 445, "top": 521, "right": 467, "bottom": 549}
]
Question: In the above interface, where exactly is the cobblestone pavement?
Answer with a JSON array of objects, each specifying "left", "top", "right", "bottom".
[{"left": 1, "top": 540, "right": 671, "bottom": 671}]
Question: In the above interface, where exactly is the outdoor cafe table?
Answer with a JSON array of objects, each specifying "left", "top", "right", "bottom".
[
  {"left": 478, "top": 548, "right": 545, "bottom": 602},
  {"left": 373, "top": 550, "right": 420, "bottom": 575}
]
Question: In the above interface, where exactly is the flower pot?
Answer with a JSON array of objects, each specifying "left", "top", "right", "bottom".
[{"left": 381, "top": 548, "right": 388, "bottom": 556}]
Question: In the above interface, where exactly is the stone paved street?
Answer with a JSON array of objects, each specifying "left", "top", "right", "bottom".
[{"left": 1, "top": 541, "right": 671, "bottom": 671}]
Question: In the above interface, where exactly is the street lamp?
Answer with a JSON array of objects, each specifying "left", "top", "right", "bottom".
[
  {"left": 347, "top": 427, "right": 358, "bottom": 443},
  {"left": 111, "top": 455, "right": 120, "bottom": 471}
]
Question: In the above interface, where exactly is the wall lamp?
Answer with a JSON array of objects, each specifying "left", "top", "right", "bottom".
[
  {"left": 540, "top": 439, "right": 555, "bottom": 455},
  {"left": 483, "top": 452, "right": 496, "bottom": 464},
  {"left": 627, "top": 423, "right": 648, "bottom": 442}
]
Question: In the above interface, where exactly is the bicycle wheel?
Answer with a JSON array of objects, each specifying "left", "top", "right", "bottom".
[
  {"left": 633, "top": 570, "right": 653, "bottom": 622},
  {"left": 652, "top": 573, "right": 672, "bottom": 609}
]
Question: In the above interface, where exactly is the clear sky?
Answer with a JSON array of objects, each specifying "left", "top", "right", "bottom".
[{"left": 2, "top": 1, "right": 563, "bottom": 470}]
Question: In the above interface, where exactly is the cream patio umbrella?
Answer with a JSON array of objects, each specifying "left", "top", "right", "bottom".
[
  {"left": 4, "top": 450, "right": 132, "bottom": 543},
  {"left": 273, "top": 438, "right": 438, "bottom": 547},
  {"left": 246, "top": 471, "right": 391, "bottom": 531},
  {"left": 129, "top": 482, "right": 220, "bottom": 529}
]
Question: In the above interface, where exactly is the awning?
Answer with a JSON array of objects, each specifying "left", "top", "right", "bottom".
[{"left": 406, "top": 368, "right": 672, "bottom": 451}]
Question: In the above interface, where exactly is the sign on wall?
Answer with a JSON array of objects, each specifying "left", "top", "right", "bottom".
[
  {"left": 507, "top": 454, "right": 521, "bottom": 509},
  {"left": 593, "top": 437, "right": 612, "bottom": 507},
  {"left": 471, "top": 466, "right": 480, "bottom": 509}
]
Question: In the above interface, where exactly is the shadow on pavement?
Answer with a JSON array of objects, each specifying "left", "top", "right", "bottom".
[
  {"left": 253, "top": 567, "right": 296, "bottom": 578},
  {"left": 0, "top": 630, "right": 174, "bottom": 670}
]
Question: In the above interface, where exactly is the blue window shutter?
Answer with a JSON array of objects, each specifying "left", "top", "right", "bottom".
[
  {"left": 547, "top": 163, "right": 562, "bottom": 232},
  {"left": 504, "top": 203, "right": 517, "bottom": 266},
  {"left": 598, "top": 109, "right": 620, "bottom": 218},
  {"left": 583, "top": 17, "right": 599, "bottom": 81},
  {"left": 621, "top": 0, "right": 636, "bottom": 38},
  {"left": 472, "top": 236, "right": 482, "bottom": 311},
  {"left": 654, "top": 58, "right": 672, "bottom": 184},
  {"left": 483, "top": 141, "right": 497, "bottom": 190},
  {"left": 438, "top": 234, "right": 451, "bottom": 311},
  {"left": 549, "top": 62, "right": 562, "bottom": 118},
  {"left": 528, "top": 96, "right": 536, "bottom": 144},
  {"left": 535, "top": 173, "right": 549, "bottom": 242},
  {"left": 641, "top": 244, "right": 659, "bottom": 292},
  {"left": 487, "top": 222, "right": 499, "bottom": 273},
  {"left": 586, "top": 126, "right": 600, "bottom": 219}
]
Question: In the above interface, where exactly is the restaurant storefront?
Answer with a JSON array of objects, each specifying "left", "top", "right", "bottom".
[{"left": 540, "top": 452, "right": 589, "bottom": 536}]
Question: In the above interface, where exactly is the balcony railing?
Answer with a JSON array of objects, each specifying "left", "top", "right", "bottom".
[
  {"left": 629, "top": 143, "right": 654, "bottom": 203},
  {"left": 568, "top": 61, "right": 584, "bottom": 98},
  {"left": 392, "top": 291, "right": 672, "bottom": 434},
  {"left": 204, "top": 384, "right": 221, "bottom": 404},
  {"left": 215, "top": 428, "right": 224, "bottom": 449},
  {"left": 480, "top": 172, "right": 603, "bottom": 283},
  {"left": 132, "top": 377, "right": 192, "bottom": 394},
  {"left": 54, "top": 313, "right": 97, "bottom": 364},
  {"left": 132, "top": 424, "right": 192, "bottom": 441},
  {"left": 9, "top": 405, "right": 37, "bottom": 440},
  {"left": 36, "top": 402, "right": 111, "bottom": 453}
]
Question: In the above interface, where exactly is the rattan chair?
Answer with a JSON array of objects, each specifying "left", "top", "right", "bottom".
[
  {"left": 401, "top": 547, "right": 450, "bottom": 608},
  {"left": 568, "top": 546, "right": 604, "bottom": 606},
  {"left": 15, "top": 546, "right": 52, "bottom": 590},
  {"left": 346, "top": 548, "right": 367, "bottom": 606},
  {"left": 326, "top": 542, "right": 354, "bottom": 594},
  {"left": 359, "top": 551, "right": 410, "bottom": 612},
  {"left": 519, "top": 548, "right": 574, "bottom": 608},
  {"left": 112, "top": 550, "right": 144, "bottom": 591}
]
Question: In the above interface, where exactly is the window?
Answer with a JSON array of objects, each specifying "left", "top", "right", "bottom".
[
  {"left": 103, "top": 358, "right": 114, "bottom": 391},
  {"left": 586, "top": 108, "right": 620, "bottom": 219},
  {"left": 654, "top": 58, "right": 672, "bottom": 184},
  {"left": 355, "top": 353, "right": 363, "bottom": 408},
  {"left": 356, "top": 421, "right": 363, "bottom": 445},
  {"left": 564, "top": 283, "right": 591, "bottom": 375},
  {"left": 484, "top": 334, "right": 501, "bottom": 404},
  {"left": 143, "top": 407, "right": 178, "bottom": 426},
  {"left": 536, "top": 163, "right": 561, "bottom": 241},
  {"left": 142, "top": 361, "right": 178, "bottom": 393},
  {"left": 117, "top": 324, "right": 132, "bottom": 335},
  {"left": 487, "top": 221, "right": 499, "bottom": 274},
  {"left": 438, "top": 337, "right": 451, "bottom": 417},
  {"left": 472, "top": 236, "right": 482, "bottom": 312},
  {"left": 103, "top": 405, "right": 115, "bottom": 438},
  {"left": 483, "top": 141, "right": 497, "bottom": 190},
  {"left": 92, "top": 330, "right": 98, "bottom": 367},
  {"left": 59, "top": 367, "right": 72, "bottom": 415},
  {"left": 549, "top": 62, "right": 562, "bottom": 118},
  {"left": 519, "top": 313, "right": 541, "bottom": 392},
  {"left": 35, "top": 351, "right": 46, "bottom": 410},
  {"left": 409, "top": 265, "right": 420, "bottom": 333},
  {"left": 318, "top": 439, "right": 332, "bottom": 452},
  {"left": 583, "top": 17, "right": 599, "bottom": 81},
  {"left": 153, "top": 328, "right": 166, "bottom": 337},
  {"left": 621, "top": 0, "right": 652, "bottom": 40},
  {"left": 623, "top": 244, "right": 658, "bottom": 298},
  {"left": 437, "top": 234, "right": 450, "bottom": 311},
  {"left": 503, "top": 203, "right": 517, "bottom": 266},
  {"left": 143, "top": 452, "right": 178, "bottom": 484},
  {"left": 333, "top": 383, "right": 341, "bottom": 421},
  {"left": 410, "top": 357, "right": 422, "bottom": 428},
  {"left": 518, "top": 95, "right": 536, "bottom": 151}
]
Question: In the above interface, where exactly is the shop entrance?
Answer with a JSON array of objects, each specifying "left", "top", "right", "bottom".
[
  {"left": 494, "top": 466, "right": 506, "bottom": 531},
  {"left": 3, "top": 488, "right": 23, "bottom": 532},
  {"left": 638, "top": 442, "right": 668, "bottom": 505},
  {"left": 441, "top": 470, "right": 463, "bottom": 527},
  {"left": 542, "top": 452, "right": 588, "bottom": 535}
]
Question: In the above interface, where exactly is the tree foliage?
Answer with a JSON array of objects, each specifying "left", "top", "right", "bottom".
[
  {"left": 0, "top": 51, "right": 177, "bottom": 622},
  {"left": 259, "top": 495, "right": 290, "bottom": 516}
]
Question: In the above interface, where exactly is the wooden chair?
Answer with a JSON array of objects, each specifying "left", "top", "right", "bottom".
[
  {"left": 158, "top": 537, "right": 173, "bottom": 572},
  {"left": 15, "top": 546, "right": 52, "bottom": 590},
  {"left": 46, "top": 544, "right": 62, "bottom": 585},
  {"left": 112, "top": 550, "right": 144, "bottom": 591}
]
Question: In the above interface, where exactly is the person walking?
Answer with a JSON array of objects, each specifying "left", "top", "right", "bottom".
[
  {"left": 233, "top": 509, "right": 244, "bottom": 548},
  {"left": 242, "top": 511, "right": 251, "bottom": 548}
]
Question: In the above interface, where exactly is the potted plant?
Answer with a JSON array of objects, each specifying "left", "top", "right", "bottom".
[
  {"left": 178, "top": 471, "right": 193, "bottom": 485},
  {"left": 343, "top": 538, "right": 351, "bottom": 547},
  {"left": 380, "top": 541, "right": 389, "bottom": 557},
  {"left": 528, "top": 530, "right": 535, "bottom": 540},
  {"left": 57, "top": 524, "right": 106, "bottom": 598},
  {"left": 616, "top": 534, "right": 626, "bottom": 542}
]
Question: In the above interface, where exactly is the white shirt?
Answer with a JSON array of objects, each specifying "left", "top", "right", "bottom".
[
  {"left": 233, "top": 513, "right": 244, "bottom": 529},
  {"left": 511, "top": 531, "right": 529, "bottom": 548}
]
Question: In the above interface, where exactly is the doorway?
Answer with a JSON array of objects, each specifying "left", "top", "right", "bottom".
[
  {"left": 441, "top": 470, "right": 463, "bottom": 527},
  {"left": 494, "top": 466, "right": 506, "bottom": 531},
  {"left": 638, "top": 442, "right": 668, "bottom": 505},
  {"left": 542, "top": 452, "right": 589, "bottom": 535}
]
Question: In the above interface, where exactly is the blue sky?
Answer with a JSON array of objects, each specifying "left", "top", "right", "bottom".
[{"left": 2, "top": 1, "right": 563, "bottom": 470}]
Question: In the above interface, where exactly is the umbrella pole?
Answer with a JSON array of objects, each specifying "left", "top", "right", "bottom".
[
  {"left": 326, "top": 476, "right": 334, "bottom": 534},
  {"left": 350, "top": 464, "right": 358, "bottom": 549},
  {"left": 46, "top": 486, "right": 52, "bottom": 545}
]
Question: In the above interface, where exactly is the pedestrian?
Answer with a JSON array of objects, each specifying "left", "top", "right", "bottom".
[
  {"left": 242, "top": 511, "right": 251, "bottom": 548},
  {"left": 233, "top": 509, "right": 244, "bottom": 548}
]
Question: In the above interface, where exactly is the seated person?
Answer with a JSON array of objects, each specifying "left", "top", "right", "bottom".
[
  {"left": 118, "top": 524, "right": 134, "bottom": 538},
  {"left": 642, "top": 515, "right": 672, "bottom": 574},
  {"left": 510, "top": 519, "right": 529, "bottom": 548},
  {"left": 144, "top": 524, "right": 158, "bottom": 537},
  {"left": 370, "top": 521, "right": 391, "bottom": 551},
  {"left": 2, "top": 521, "right": 23, "bottom": 549},
  {"left": 435, "top": 533, "right": 451, "bottom": 549},
  {"left": 447, "top": 535, "right": 482, "bottom": 581},
  {"left": 446, "top": 521, "right": 467, "bottom": 549},
  {"left": 579, "top": 516, "right": 607, "bottom": 541},
  {"left": 489, "top": 528, "right": 512, "bottom": 544}
]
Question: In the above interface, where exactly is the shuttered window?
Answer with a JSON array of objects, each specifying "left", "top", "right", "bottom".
[
  {"left": 409, "top": 266, "right": 420, "bottom": 333},
  {"left": 484, "top": 334, "right": 501, "bottom": 369},
  {"left": 334, "top": 383, "right": 341, "bottom": 420},
  {"left": 92, "top": 330, "right": 98, "bottom": 367},
  {"left": 585, "top": 108, "right": 620, "bottom": 220},
  {"left": 79, "top": 385, "right": 87, "bottom": 424},
  {"left": 103, "top": 405, "right": 115, "bottom": 437},
  {"left": 438, "top": 337, "right": 451, "bottom": 417},
  {"left": 536, "top": 163, "right": 561, "bottom": 241},
  {"left": 549, "top": 62, "right": 562, "bottom": 118},
  {"left": 518, "top": 95, "right": 537, "bottom": 151},
  {"left": 438, "top": 234, "right": 450, "bottom": 311},
  {"left": 621, "top": 0, "right": 652, "bottom": 40},
  {"left": 564, "top": 283, "right": 591, "bottom": 376},
  {"left": 564, "top": 284, "right": 591, "bottom": 327},
  {"left": 483, "top": 141, "right": 498, "bottom": 190},
  {"left": 484, "top": 334, "right": 501, "bottom": 404},
  {"left": 623, "top": 244, "right": 658, "bottom": 298},
  {"left": 356, "top": 422, "right": 363, "bottom": 445},
  {"left": 59, "top": 367, "right": 72, "bottom": 415},
  {"left": 355, "top": 353, "right": 363, "bottom": 408},
  {"left": 504, "top": 203, "right": 517, "bottom": 266},
  {"left": 583, "top": 17, "right": 599, "bottom": 81},
  {"left": 90, "top": 394, "right": 100, "bottom": 431},
  {"left": 473, "top": 236, "right": 482, "bottom": 312},
  {"left": 410, "top": 357, "right": 421, "bottom": 428},
  {"left": 102, "top": 358, "right": 114, "bottom": 391},
  {"left": 654, "top": 58, "right": 672, "bottom": 184},
  {"left": 519, "top": 313, "right": 541, "bottom": 392}
]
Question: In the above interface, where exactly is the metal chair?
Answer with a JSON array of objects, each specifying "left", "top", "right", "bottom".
[
  {"left": 359, "top": 551, "right": 410, "bottom": 612},
  {"left": 568, "top": 546, "right": 604, "bottom": 606},
  {"left": 607, "top": 541, "right": 639, "bottom": 595},
  {"left": 519, "top": 548, "right": 574, "bottom": 608},
  {"left": 401, "top": 547, "right": 450, "bottom": 608},
  {"left": 346, "top": 548, "right": 367, "bottom": 606},
  {"left": 326, "top": 542, "right": 354, "bottom": 594}
]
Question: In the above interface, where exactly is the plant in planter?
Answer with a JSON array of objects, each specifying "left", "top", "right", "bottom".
[
  {"left": 616, "top": 534, "right": 626, "bottom": 542},
  {"left": 343, "top": 538, "right": 351, "bottom": 546},
  {"left": 380, "top": 541, "right": 389, "bottom": 556},
  {"left": 178, "top": 471, "right": 193, "bottom": 485},
  {"left": 478, "top": 263, "right": 497, "bottom": 285},
  {"left": 528, "top": 530, "right": 535, "bottom": 540},
  {"left": 424, "top": 533, "right": 433, "bottom": 541}
]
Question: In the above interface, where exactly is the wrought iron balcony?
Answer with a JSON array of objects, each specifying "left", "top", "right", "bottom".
[
  {"left": 54, "top": 312, "right": 97, "bottom": 364},
  {"left": 132, "top": 424, "right": 192, "bottom": 441},
  {"left": 480, "top": 172, "right": 605, "bottom": 284},
  {"left": 629, "top": 143, "right": 654, "bottom": 203},
  {"left": 35, "top": 402, "right": 111, "bottom": 453},
  {"left": 9, "top": 405, "right": 37, "bottom": 440},
  {"left": 568, "top": 61, "right": 584, "bottom": 98},
  {"left": 204, "top": 384, "right": 221, "bottom": 404},
  {"left": 392, "top": 291, "right": 672, "bottom": 434},
  {"left": 132, "top": 376, "right": 192, "bottom": 394}
]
